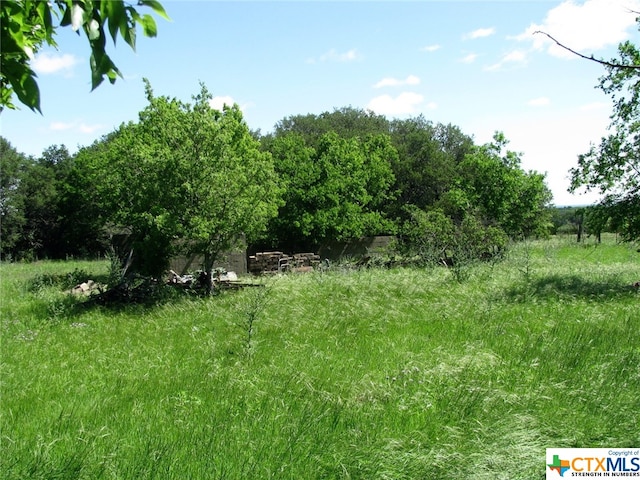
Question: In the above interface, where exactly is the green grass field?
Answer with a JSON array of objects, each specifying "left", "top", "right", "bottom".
[{"left": 1, "top": 236, "right": 639, "bottom": 479}]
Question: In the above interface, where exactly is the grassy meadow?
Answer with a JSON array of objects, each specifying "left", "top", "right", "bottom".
[{"left": 1, "top": 235, "right": 639, "bottom": 479}]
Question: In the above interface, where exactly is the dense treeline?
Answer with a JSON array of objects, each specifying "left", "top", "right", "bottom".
[
  {"left": 0, "top": 140, "right": 108, "bottom": 260},
  {"left": 259, "top": 108, "right": 553, "bottom": 256},
  {"left": 2, "top": 93, "right": 555, "bottom": 271},
  {"left": 549, "top": 205, "right": 618, "bottom": 242}
]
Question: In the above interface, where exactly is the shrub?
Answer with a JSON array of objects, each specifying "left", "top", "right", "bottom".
[
  {"left": 27, "top": 268, "right": 91, "bottom": 292},
  {"left": 397, "top": 206, "right": 507, "bottom": 270}
]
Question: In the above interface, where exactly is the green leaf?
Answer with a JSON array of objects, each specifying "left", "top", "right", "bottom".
[
  {"left": 60, "top": 3, "right": 72, "bottom": 27},
  {"left": 89, "top": 51, "right": 104, "bottom": 90},
  {"left": 12, "top": 69, "right": 41, "bottom": 113},
  {"left": 104, "top": 0, "right": 125, "bottom": 44},
  {"left": 123, "top": 25, "right": 136, "bottom": 51},
  {"left": 140, "top": 14, "right": 157, "bottom": 37},
  {"left": 105, "top": 60, "right": 120, "bottom": 84},
  {"left": 0, "top": 0, "right": 167, "bottom": 113},
  {"left": 121, "top": 7, "right": 137, "bottom": 50},
  {"left": 35, "top": 1, "right": 54, "bottom": 39},
  {"left": 138, "top": 0, "right": 171, "bottom": 21},
  {"left": 88, "top": 47, "right": 122, "bottom": 91}
]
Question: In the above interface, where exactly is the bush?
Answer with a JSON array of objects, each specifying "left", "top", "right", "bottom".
[
  {"left": 27, "top": 268, "right": 91, "bottom": 292},
  {"left": 398, "top": 206, "right": 454, "bottom": 265},
  {"left": 397, "top": 206, "right": 507, "bottom": 270}
]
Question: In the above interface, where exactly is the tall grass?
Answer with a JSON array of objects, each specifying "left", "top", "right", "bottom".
[{"left": 1, "top": 236, "right": 638, "bottom": 479}]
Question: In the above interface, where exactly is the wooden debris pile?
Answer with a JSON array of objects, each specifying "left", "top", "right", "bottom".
[
  {"left": 291, "top": 252, "right": 322, "bottom": 273},
  {"left": 68, "top": 280, "right": 103, "bottom": 295},
  {"left": 248, "top": 252, "right": 287, "bottom": 274},
  {"left": 168, "top": 269, "right": 262, "bottom": 291},
  {"left": 89, "top": 277, "right": 161, "bottom": 305},
  {"left": 249, "top": 251, "right": 321, "bottom": 275}
]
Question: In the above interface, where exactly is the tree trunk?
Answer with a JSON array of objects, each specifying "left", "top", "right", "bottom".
[
  {"left": 203, "top": 246, "right": 222, "bottom": 294},
  {"left": 577, "top": 222, "right": 583, "bottom": 243},
  {"left": 576, "top": 209, "right": 584, "bottom": 243},
  {"left": 203, "top": 251, "right": 215, "bottom": 294}
]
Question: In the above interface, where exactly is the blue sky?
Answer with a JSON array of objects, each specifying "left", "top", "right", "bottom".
[{"left": 3, "top": 0, "right": 639, "bottom": 205}]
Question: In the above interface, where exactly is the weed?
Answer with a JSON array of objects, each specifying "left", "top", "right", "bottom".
[
  {"left": 237, "top": 281, "right": 271, "bottom": 357},
  {"left": 514, "top": 235, "right": 535, "bottom": 282},
  {"left": 1, "top": 237, "right": 638, "bottom": 479},
  {"left": 105, "top": 246, "right": 125, "bottom": 288},
  {"left": 26, "top": 268, "right": 91, "bottom": 292}
]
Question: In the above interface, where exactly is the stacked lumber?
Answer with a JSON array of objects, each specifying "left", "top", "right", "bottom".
[
  {"left": 249, "top": 251, "right": 321, "bottom": 274},
  {"left": 249, "top": 252, "right": 289, "bottom": 274},
  {"left": 291, "top": 252, "right": 321, "bottom": 272}
]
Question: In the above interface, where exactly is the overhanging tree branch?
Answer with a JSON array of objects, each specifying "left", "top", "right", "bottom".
[{"left": 534, "top": 31, "right": 640, "bottom": 70}]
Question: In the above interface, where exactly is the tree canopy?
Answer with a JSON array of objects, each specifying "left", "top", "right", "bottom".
[
  {"left": 269, "top": 107, "right": 391, "bottom": 148},
  {"left": 0, "top": 138, "right": 88, "bottom": 260},
  {"left": 259, "top": 107, "right": 552, "bottom": 261},
  {"left": 566, "top": 17, "right": 640, "bottom": 241},
  {"left": 458, "top": 133, "right": 552, "bottom": 238},
  {"left": 0, "top": 138, "right": 28, "bottom": 256},
  {"left": 265, "top": 130, "right": 396, "bottom": 251},
  {"left": 388, "top": 117, "right": 474, "bottom": 217},
  {"left": 0, "top": 0, "right": 169, "bottom": 113},
  {"left": 72, "top": 80, "right": 282, "bottom": 279},
  {"left": 2, "top": 104, "right": 554, "bottom": 269}
]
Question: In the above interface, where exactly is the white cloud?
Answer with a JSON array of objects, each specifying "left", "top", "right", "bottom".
[
  {"left": 49, "top": 121, "right": 75, "bottom": 131},
  {"left": 209, "top": 95, "right": 236, "bottom": 110},
  {"left": 78, "top": 123, "right": 104, "bottom": 134},
  {"left": 421, "top": 44, "right": 441, "bottom": 52},
  {"left": 515, "top": 0, "right": 640, "bottom": 59},
  {"left": 579, "top": 101, "right": 610, "bottom": 111},
  {"left": 503, "top": 50, "right": 527, "bottom": 63},
  {"left": 464, "top": 27, "right": 496, "bottom": 40},
  {"left": 485, "top": 49, "right": 528, "bottom": 71},
  {"left": 307, "top": 48, "right": 360, "bottom": 64},
  {"left": 208, "top": 96, "right": 254, "bottom": 113},
  {"left": 32, "top": 52, "right": 79, "bottom": 75},
  {"left": 460, "top": 53, "right": 479, "bottom": 64},
  {"left": 461, "top": 107, "right": 610, "bottom": 206},
  {"left": 373, "top": 75, "right": 420, "bottom": 88},
  {"left": 528, "top": 97, "right": 550, "bottom": 107},
  {"left": 323, "top": 48, "right": 358, "bottom": 62},
  {"left": 49, "top": 121, "right": 104, "bottom": 134},
  {"left": 209, "top": 96, "right": 255, "bottom": 114},
  {"left": 366, "top": 92, "right": 425, "bottom": 115}
]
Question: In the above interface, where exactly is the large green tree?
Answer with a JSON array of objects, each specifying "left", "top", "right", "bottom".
[
  {"left": 389, "top": 117, "right": 474, "bottom": 217},
  {"left": 0, "top": 0, "right": 168, "bottom": 113},
  {"left": 396, "top": 133, "right": 550, "bottom": 268},
  {"left": 75, "top": 80, "right": 282, "bottom": 282},
  {"left": 569, "top": 34, "right": 640, "bottom": 241},
  {"left": 458, "top": 133, "right": 552, "bottom": 238},
  {"left": 268, "top": 107, "right": 391, "bottom": 148},
  {"left": 0, "top": 137, "right": 28, "bottom": 258},
  {"left": 264, "top": 131, "right": 397, "bottom": 250},
  {"left": 266, "top": 109, "right": 476, "bottom": 219},
  {"left": 263, "top": 108, "right": 553, "bottom": 252},
  {"left": 0, "top": 138, "right": 81, "bottom": 259}
]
